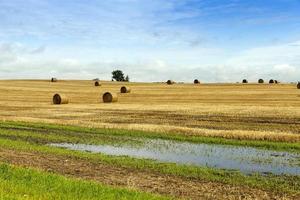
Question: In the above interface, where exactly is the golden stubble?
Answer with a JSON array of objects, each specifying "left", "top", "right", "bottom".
[{"left": 0, "top": 80, "right": 300, "bottom": 142}]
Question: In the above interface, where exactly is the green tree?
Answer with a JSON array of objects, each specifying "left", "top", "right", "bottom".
[
  {"left": 112, "top": 70, "right": 125, "bottom": 81},
  {"left": 125, "top": 75, "right": 129, "bottom": 82}
]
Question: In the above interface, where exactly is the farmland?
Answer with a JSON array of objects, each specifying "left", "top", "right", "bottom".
[{"left": 0, "top": 80, "right": 299, "bottom": 199}]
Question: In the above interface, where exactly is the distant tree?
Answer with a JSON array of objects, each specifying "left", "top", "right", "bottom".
[
  {"left": 112, "top": 70, "right": 125, "bottom": 81},
  {"left": 125, "top": 75, "right": 129, "bottom": 82}
]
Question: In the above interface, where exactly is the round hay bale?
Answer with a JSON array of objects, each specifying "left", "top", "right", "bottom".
[
  {"left": 269, "top": 79, "right": 274, "bottom": 84},
  {"left": 166, "top": 80, "right": 175, "bottom": 85},
  {"left": 242, "top": 79, "right": 248, "bottom": 83},
  {"left": 120, "top": 86, "right": 131, "bottom": 93},
  {"left": 297, "top": 82, "right": 300, "bottom": 89},
  {"left": 51, "top": 78, "right": 57, "bottom": 82},
  {"left": 95, "top": 81, "right": 101, "bottom": 86},
  {"left": 258, "top": 79, "right": 264, "bottom": 84},
  {"left": 53, "top": 94, "right": 68, "bottom": 104},
  {"left": 194, "top": 79, "right": 200, "bottom": 84},
  {"left": 103, "top": 92, "right": 118, "bottom": 103}
]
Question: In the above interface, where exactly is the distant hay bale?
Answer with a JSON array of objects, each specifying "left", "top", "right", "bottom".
[
  {"left": 269, "top": 79, "right": 274, "bottom": 84},
  {"left": 53, "top": 94, "right": 68, "bottom": 105},
  {"left": 258, "top": 79, "right": 264, "bottom": 84},
  {"left": 297, "top": 82, "right": 300, "bottom": 89},
  {"left": 51, "top": 78, "right": 57, "bottom": 82},
  {"left": 95, "top": 81, "right": 101, "bottom": 86},
  {"left": 166, "top": 80, "right": 175, "bottom": 85},
  {"left": 194, "top": 79, "right": 200, "bottom": 84},
  {"left": 102, "top": 92, "right": 118, "bottom": 103},
  {"left": 242, "top": 79, "right": 248, "bottom": 83},
  {"left": 120, "top": 86, "right": 131, "bottom": 93}
]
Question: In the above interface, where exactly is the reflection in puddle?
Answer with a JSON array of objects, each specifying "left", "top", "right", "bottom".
[{"left": 50, "top": 138, "right": 300, "bottom": 175}]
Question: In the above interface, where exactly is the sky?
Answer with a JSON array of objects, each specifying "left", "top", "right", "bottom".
[{"left": 0, "top": 0, "right": 300, "bottom": 82}]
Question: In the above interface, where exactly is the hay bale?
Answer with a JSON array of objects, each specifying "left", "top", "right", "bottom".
[
  {"left": 297, "top": 82, "right": 300, "bottom": 89},
  {"left": 258, "top": 79, "right": 264, "bottom": 84},
  {"left": 242, "top": 79, "right": 248, "bottom": 83},
  {"left": 51, "top": 78, "right": 57, "bottom": 82},
  {"left": 269, "top": 79, "right": 274, "bottom": 84},
  {"left": 95, "top": 81, "right": 101, "bottom": 86},
  {"left": 166, "top": 80, "right": 175, "bottom": 85},
  {"left": 120, "top": 86, "right": 131, "bottom": 93},
  {"left": 102, "top": 92, "right": 118, "bottom": 103},
  {"left": 53, "top": 94, "right": 68, "bottom": 104},
  {"left": 194, "top": 79, "right": 200, "bottom": 84}
]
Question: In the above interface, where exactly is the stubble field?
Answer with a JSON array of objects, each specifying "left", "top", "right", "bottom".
[
  {"left": 1, "top": 80, "right": 300, "bottom": 141},
  {"left": 0, "top": 80, "right": 299, "bottom": 199}
]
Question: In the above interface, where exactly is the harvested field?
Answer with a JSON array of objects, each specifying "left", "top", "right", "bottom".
[
  {"left": 0, "top": 80, "right": 299, "bottom": 199},
  {"left": 0, "top": 80, "right": 299, "bottom": 142}
]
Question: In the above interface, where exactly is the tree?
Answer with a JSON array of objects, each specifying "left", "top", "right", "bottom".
[
  {"left": 112, "top": 70, "right": 125, "bottom": 81},
  {"left": 125, "top": 75, "right": 129, "bottom": 82}
]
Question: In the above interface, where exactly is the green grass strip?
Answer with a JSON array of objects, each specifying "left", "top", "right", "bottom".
[
  {"left": 0, "top": 120, "right": 300, "bottom": 153},
  {"left": 0, "top": 163, "right": 169, "bottom": 200},
  {"left": 0, "top": 137, "right": 298, "bottom": 195}
]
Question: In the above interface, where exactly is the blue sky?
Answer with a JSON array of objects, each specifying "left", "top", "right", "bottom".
[{"left": 0, "top": 0, "right": 300, "bottom": 82}]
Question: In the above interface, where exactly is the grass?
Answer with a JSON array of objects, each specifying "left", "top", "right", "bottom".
[
  {"left": 1, "top": 120, "right": 300, "bottom": 153},
  {"left": 0, "top": 163, "right": 168, "bottom": 200},
  {"left": 0, "top": 121, "right": 299, "bottom": 195}
]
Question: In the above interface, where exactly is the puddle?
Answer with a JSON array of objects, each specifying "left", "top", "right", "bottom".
[{"left": 49, "top": 138, "right": 300, "bottom": 175}]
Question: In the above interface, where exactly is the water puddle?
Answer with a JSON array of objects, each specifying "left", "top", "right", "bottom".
[{"left": 50, "top": 138, "right": 300, "bottom": 175}]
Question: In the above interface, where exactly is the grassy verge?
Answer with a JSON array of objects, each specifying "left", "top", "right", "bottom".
[
  {"left": 0, "top": 137, "right": 299, "bottom": 195},
  {"left": 0, "top": 120, "right": 300, "bottom": 152},
  {"left": 0, "top": 163, "right": 169, "bottom": 200}
]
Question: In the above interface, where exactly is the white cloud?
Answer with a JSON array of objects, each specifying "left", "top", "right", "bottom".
[
  {"left": 0, "top": 44, "right": 17, "bottom": 64},
  {"left": 0, "top": 1, "right": 300, "bottom": 82},
  {"left": 215, "top": 41, "right": 300, "bottom": 82},
  {"left": 273, "top": 64, "right": 297, "bottom": 73},
  {"left": 1, "top": 40, "right": 300, "bottom": 82}
]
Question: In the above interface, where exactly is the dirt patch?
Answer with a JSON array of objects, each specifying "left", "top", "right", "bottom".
[{"left": 0, "top": 148, "right": 295, "bottom": 200}]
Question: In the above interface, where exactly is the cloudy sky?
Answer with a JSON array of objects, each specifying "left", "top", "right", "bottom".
[{"left": 0, "top": 0, "right": 300, "bottom": 82}]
